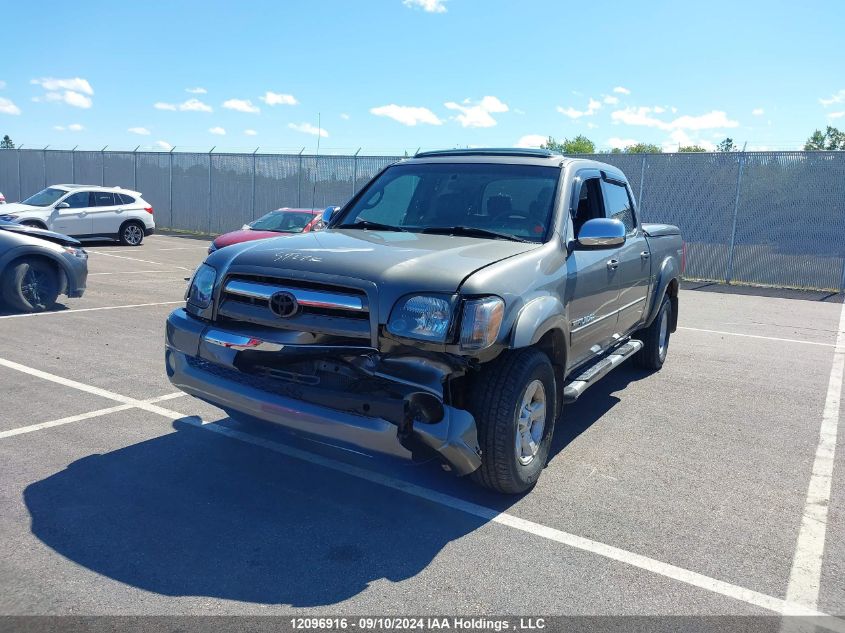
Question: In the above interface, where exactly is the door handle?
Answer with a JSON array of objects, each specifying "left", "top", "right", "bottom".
[
  {"left": 607, "top": 259, "right": 619, "bottom": 270},
  {"left": 640, "top": 251, "right": 650, "bottom": 259}
]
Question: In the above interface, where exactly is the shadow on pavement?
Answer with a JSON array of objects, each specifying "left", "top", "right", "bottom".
[{"left": 682, "top": 280, "right": 843, "bottom": 303}]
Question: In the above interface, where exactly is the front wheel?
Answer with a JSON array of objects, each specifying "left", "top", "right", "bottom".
[
  {"left": 1, "top": 258, "right": 61, "bottom": 313},
  {"left": 468, "top": 348, "right": 557, "bottom": 495},
  {"left": 119, "top": 221, "right": 145, "bottom": 246}
]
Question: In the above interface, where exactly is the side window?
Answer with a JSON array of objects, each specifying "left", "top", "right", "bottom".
[
  {"left": 63, "top": 192, "right": 91, "bottom": 208},
  {"left": 93, "top": 192, "right": 116, "bottom": 207},
  {"left": 118, "top": 193, "right": 136, "bottom": 205},
  {"left": 601, "top": 180, "right": 636, "bottom": 233},
  {"left": 571, "top": 177, "right": 605, "bottom": 236}
]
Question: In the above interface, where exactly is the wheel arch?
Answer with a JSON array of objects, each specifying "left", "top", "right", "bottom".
[{"left": 0, "top": 248, "right": 70, "bottom": 294}]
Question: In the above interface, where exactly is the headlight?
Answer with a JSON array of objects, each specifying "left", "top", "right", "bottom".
[
  {"left": 62, "top": 246, "right": 88, "bottom": 259},
  {"left": 387, "top": 295, "right": 451, "bottom": 343},
  {"left": 459, "top": 296, "right": 504, "bottom": 350},
  {"left": 186, "top": 264, "right": 217, "bottom": 308}
]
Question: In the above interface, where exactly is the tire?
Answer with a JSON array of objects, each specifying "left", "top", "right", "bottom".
[
  {"left": 633, "top": 295, "right": 671, "bottom": 370},
  {"left": 1, "top": 258, "right": 60, "bottom": 313},
  {"left": 468, "top": 348, "right": 557, "bottom": 495},
  {"left": 119, "top": 221, "right": 145, "bottom": 246}
]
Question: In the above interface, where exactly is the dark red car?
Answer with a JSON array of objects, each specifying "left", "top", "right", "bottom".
[{"left": 208, "top": 208, "right": 323, "bottom": 254}]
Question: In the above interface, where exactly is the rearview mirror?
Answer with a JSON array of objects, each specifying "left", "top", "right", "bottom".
[
  {"left": 576, "top": 218, "right": 626, "bottom": 248},
  {"left": 55, "top": 202, "right": 70, "bottom": 209},
  {"left": 322, "top": 205, "right": 341, "bottom": 225}
]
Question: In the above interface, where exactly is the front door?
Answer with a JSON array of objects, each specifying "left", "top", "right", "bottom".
[{"left": 51, "top": 191, "right": 93, "bottom": 236}]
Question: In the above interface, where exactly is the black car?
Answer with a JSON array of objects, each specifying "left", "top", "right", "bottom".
[{"left": 0, "top": 219, "right": 88, "bottom": 313}]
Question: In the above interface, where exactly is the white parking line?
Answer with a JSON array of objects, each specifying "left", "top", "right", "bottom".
[
  {"left": 88, "top": 270, "right": 174, "bottom": 276},
  {"left": 0, "top": 356, "right": 843, "bottom": 627},
  {"left": 87, "top": 250, "right": 194, "bottom": 271},
  {"left": 154, "top": 246, "right": 210, "bottom": 251},
  {"left": 0, "top": 301, "right": 182, "bottom": 320},
  {"left": 678, "top": 326, "right": 835, "bottom": 348},
  {"left": 785, "top": 301, "right": 845, "bottom": 608}
]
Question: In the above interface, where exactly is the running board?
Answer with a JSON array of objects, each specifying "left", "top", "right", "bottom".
[{"left": 563, "top": 339, "right": 643, "bottom": 403}]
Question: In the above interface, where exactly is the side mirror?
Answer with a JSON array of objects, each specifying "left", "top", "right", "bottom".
[
  {"left": 55, "top": 202, "right": 70, "bottom": 209},
  {"left": 322, "top": 205, "right": 341, "bottom": 226},
  {"left": 576, "top": 218, "right": 626, "bottom": 248}
]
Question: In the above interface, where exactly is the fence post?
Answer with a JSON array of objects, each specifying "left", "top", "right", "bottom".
[
  {"left": 169, "top": 147, "right": 175, "bottom": 228},
  {"left": 71, "top": 145, "right": 77, "bottom": 183},
  {"left": 297, "top": 147, "right": 304, "bottom": 207},
  {"left": 16, "top": 145, "right": 22, "bottom": 201},
  {"left": 352, "top": 147, "right": 361, "bottom": 199},
  {"left": 101, "top": 145, "right": 108, "bottom": 185},
  {"left": 724, "top": 151, "right": 746, "bottom": 284},
  {"left": 638, "top": 154, "right": 647, "bottom": 216},
  {"left": 251, "top": 147, "right": 259, "bottom": 220},
  {"left": 132, "top": 145, "right": 140, "bottom": 190},
  {"left": 207, "top": 147, "right": 215, "bottom": 234},
  {"left": 42, "top": 145, "right": 48, "bottom": 188}
]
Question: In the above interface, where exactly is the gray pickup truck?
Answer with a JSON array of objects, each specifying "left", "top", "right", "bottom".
[{"left": 166, "top": 149, "right": 683, "bottom": 494}]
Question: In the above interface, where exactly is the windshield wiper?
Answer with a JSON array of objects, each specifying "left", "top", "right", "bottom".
[
  {"left": 421, "top": 226, "right": 528, "bottom": 242},
  {"left": 337, "top": 220, "right": 409, "bottom": 232}
]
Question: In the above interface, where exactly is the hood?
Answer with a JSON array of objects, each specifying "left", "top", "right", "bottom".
[
  {"left": 219, "top": 228, "right": 541, "bottom": 294},
  {"left": 0, "top": 203, "right": 39, "bottom": 216},
  {"left": 213, "top": 229, "right": 294, "bottom": 249},
  {"left": 0, "top": 222, "right": 81, "bottom": 247}
]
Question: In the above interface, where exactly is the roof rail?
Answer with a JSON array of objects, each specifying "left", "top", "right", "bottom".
[{"left": 414, "top": 148, "right": 559, "bottom": 159}]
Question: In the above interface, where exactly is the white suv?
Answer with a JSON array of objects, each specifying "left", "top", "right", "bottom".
[{"left": 0, "top": 184, "right": 156, "bottom": 245}]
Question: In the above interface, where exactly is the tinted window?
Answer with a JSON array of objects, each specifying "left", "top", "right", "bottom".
[
  {"left": 63, "top": 192, "right": 91, "bottom": 208},
  {"left": 118, "top": 193, "right": 136, "bottom": 205},
  {"left": 572, "top": 177, "right": 605, "bottom": 236},
  {"left": 602, "top": 181, "right": 636, "bottom": 233},
  {"left": 250, "top": 210, "right": 318, "bottom": 233},
  {"left": 93, "top": 192, "right": 116, "bottom": 207},
  {"left": 341, "top": 163, "right": 560, "bottom": 242}
]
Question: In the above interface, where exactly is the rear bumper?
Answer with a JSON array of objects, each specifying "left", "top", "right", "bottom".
[
  {"left": 164, "top": 308, "right": 481, "bottom": 474},
  {"left": 144, "top": 227, "right": 155, "bottom": 236}
]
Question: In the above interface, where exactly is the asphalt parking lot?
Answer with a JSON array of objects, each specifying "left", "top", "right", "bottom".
[{"left": 0, "top": 233, "right": 843, "bottom": 625}]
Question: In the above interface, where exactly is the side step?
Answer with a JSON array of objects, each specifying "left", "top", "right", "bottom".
[{"left": 563, "top": 339, "right": 643, "bottom": 403}]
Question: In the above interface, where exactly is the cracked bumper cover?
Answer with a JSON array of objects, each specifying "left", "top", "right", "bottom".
[{"left": 164, "top": 308, "right": 482, "bottom": 475}]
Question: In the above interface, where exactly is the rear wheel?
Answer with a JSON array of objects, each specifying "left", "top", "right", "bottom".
[
  {"left": 633, "top": 295, "right": 671, "bottom": 370},
  {"left": 119, "top": 221, "right": 145, "bottom": 246},
  {"left": 468, "top": 348, "right": 556, "bottom": 494},
  {"left": 1, "top": 258, "right": 60, "bottom": 313}
]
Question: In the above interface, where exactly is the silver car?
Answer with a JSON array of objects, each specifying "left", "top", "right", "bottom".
[{"left": 0, "top": 219, "right": 88, "bottom": 312}]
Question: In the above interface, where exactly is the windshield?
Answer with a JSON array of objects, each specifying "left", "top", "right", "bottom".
[
  {"left": 250, "top": 210, "right": 317, "bottom": 233},
  {"left": 338, "top": 163, "right": 559, "bottom": 242},
  {"left": 21, "top": 187, "right": 67, "bottom": 207}
]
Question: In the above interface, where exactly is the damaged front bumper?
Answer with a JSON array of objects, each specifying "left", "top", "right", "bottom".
[{"left": 164, "top": 308, "right": 482, "bottom": 475}]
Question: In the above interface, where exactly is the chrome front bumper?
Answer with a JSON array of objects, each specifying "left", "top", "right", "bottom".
[{"left": 164, "top": 308, "right": 481, "bottom": 475}]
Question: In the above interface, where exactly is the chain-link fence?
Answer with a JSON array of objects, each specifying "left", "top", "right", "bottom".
[{"left": 1, "top": 148, "right": 843, "bottom": 291}]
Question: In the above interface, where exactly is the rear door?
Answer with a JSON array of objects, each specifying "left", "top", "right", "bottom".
[
  {"left": 52, "top": 191, "right": 93, "bottom": 236},
  {"left": 601, "top": 176, "right": 650, "bottom": 335},
  {"left": 89, "top": 191, "right": 121, "bottom": 235},
  {"left": 565, "top": 171, "right": 623, "bottom": 367}
]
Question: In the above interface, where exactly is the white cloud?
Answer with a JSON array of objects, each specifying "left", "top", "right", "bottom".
[
  {"left": 340, "top": 113, "right": 350, "bottom": 120},
  {"left": 370, "top": 104, "right": 442, "bottom": 126},
  {"left": 613, "top": 86, "right": 631, "bottom": 95},
  {"left": 752, "top": 107, "right": 765, "bottom": 116},
  {"left": 209, "top": 126, "right": 226, "bottom": 135},
  {"left": 288, "top": 122, "right": 328, "bottom": 137},
  {"left": 662, "top": 129, "right": 716, "bottom": 153},
  {"left": 244, "top": 129, "right": 258, "bottom": 136},
  {"left": 155, "top": 98, "right": 213, "bottom": 112},
  {"left": 586, "top": 122, "right": 598, "bottom": 129},
  {"left": 603, "top": 95, "right": 619, "bottom": 105},
  {"left": 0, "top": 97, "right": 21, "bottom": 115},
  {"left": 608, "top": 137, "right": 639, "bottom": 150},
  {"left": 54, "top": 126, "right": 65, "bottom": 131},
  {"left": 556, "top": 98, "right": 601, "bottom": 119},
  {"left": 260, "top": 91, "right": 298, "bottom": 106},
  {"left": 444, "top": 95, "right": 509, "bottom": 128},
  {"left": 820, "top": 89, "right": 845, "bottom": 107},
  {"left": 41, "top": 90, "right": 92, "bottom": 108},
  {"left": 402, "top": 0, "right": 447, "bottom": 12},
  {"left": 653, "top": 106, "right": 666, "bottom": 114},
  {"left": 128, "top": 127, "right": 151, "bottom": 135},
  {"left": 830, "top": 111, "right": 845, "bottom": 119},
  {"left": 611, "top": 107, "right": 738, "bottom": 131},
  {"left": 156, "top": 140, "right": 173, "bottom": 150},
  {"left": 67, "top": 123, "right": 84, "bottom": 131},
  {"left": 0, "top": 80, "right": 6, "bottom": 90},
  {"left": 515, "top": 134, "right": 548, "bottom": 148},
  {"left": 31, "top": 77, "right": 93, "bottom": 95},
  {"left": 185, "top": 87, "right": 207, "bottom": 94},
  {"left": 223, "top": 98, "right": 260, "bottom": 114}
]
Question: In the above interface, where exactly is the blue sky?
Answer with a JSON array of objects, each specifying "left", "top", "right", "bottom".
[{"left": 1, "top": 0, "right": 843, "bottom": 154}]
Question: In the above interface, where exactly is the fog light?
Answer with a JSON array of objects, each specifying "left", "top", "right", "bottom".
[{"left": 405, "top": 392, "right": 445, "bottom": 424}]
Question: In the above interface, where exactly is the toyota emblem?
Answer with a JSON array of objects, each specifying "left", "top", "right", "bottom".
[{"left": 269, "top": 291, "right": 299, "bottom": 318}]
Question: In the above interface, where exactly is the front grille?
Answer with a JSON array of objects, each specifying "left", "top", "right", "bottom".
[{"left": 216, "top": 273, "right": 372, "bottom": 340}]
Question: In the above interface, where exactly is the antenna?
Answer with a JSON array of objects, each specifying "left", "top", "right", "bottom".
[{"left": 311, "top": 112, "right": 321, "bottom": 210}]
